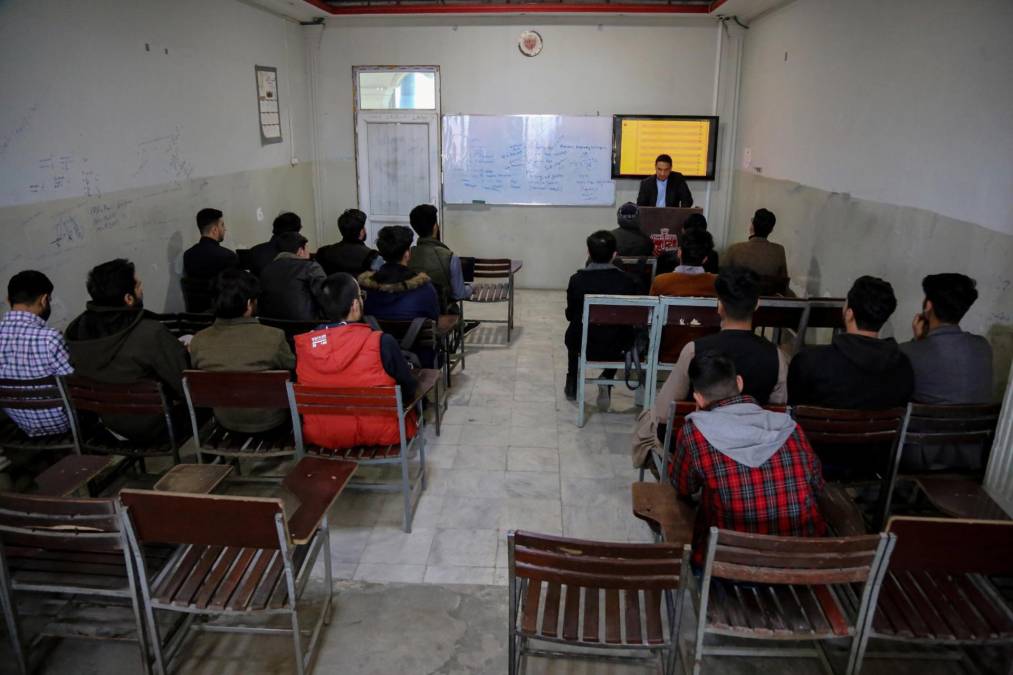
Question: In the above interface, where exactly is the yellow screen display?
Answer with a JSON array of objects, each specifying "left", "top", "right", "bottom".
[{"left": 617, "top": 118, "right": 714, "bottom": 177}]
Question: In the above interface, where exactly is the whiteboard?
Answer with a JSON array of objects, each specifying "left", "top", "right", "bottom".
[{"left": 442, "top": 115, "right": 616, "bottom": 206}]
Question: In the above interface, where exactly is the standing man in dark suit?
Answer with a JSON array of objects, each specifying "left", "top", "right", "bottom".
[{"left": 636, "top": 154, "right": 693, "bottom": 208}]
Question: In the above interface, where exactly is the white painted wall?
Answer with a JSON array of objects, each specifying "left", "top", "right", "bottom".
[
  {"left": 736, "top": 0, "right": 1013, "bottom": 234},
  {"left": 309, "top": 15, "right": 736, "bottom": 288},
  {"left": 0, "top": 0, "right": 312, "bottom": 211}
]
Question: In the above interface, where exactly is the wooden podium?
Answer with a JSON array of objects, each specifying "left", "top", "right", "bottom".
[{"left": 637, "top": 207, "right": 703, "bottom": 255}]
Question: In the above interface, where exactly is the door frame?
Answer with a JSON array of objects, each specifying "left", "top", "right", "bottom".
[{"left": 352, "top": 66, "right": 442, "bottom": 244}]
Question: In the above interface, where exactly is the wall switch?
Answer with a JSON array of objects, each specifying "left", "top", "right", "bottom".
[{"left": 256, "top": 208, "right": 264, "bottom": 222}]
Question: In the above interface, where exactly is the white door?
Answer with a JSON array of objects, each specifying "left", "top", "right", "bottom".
[{"left": 354, "top": 68, "right": 441, "bottom": 245}]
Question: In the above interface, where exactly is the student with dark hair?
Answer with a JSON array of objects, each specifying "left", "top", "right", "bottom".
[
  {"left": 248, "top": 211, "right": 303, "bottom": 277},
  {"left": 636, "top": 153, "right": 693, "bottom": 208},
  {"left": 681, "top": 212, "right": 719, "bottom": 273},
  {"left": 724, "top": 208, "right": 788, "bottom": 279},
  {"left": 655, "top": 250, "right": 679, "bottom": 275},
  {"left": 258, "top": 231, "right": 328, "bottom": 321},
  {"left": 295, "top": 273, "right": 418, "bottom": 448},
  {"left": 788, "top": 275, "right": 914, "bottom": 409},
  {"left": 611, "top": 202, "right": 653, "bottom": 257},
  {"left": 182, "top": 207, "right": 237, "bottom": 280},
  {"left": 315, "top": 209, "right": 381, "bottom": 277},
  {"left": 407, "top": 204, "right": 471, "bottom": 313},
  {"left": 563, "top": 230, "right": 639, "bottom": 407},
  {"left": 0, "top": 271, "right": 74, "bottom": 436},
  {"left": 188, "top": 269, "right": 295, "bottom": 433},
  {"left": 901, "top": 273, "right": 992, "bottom": 405},
  {"left": 671, "top": 351, "right": 826, "bottom": 564},
  {"left": 65, "top": 259, "right": 188, "bottom": 441},
  {"left": 359, "top": 225, "right": 440, "bottom": 322},
  {"left": 649, "top": 228, "right": 717, "bottom": 297}
]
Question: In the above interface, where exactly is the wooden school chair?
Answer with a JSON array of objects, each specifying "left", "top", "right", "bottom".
[
  {"left": 181, "top": 370, "right": 297, "bottom": 476},
  {"left": 684, "top": 527, "right": 895, "bottom": 675},
  {"left": 615, "top": 256, "right": 657, "bottom": 294},
  {"left": 0, "top": 492, "right": 173, "bottom": 675},
  {"left": 287, "top": 373, "right": 437, "bottom": 532},
  {"left": 863, "top": 516, "right": 1013, "bottom": 668},
  {"left": 465, "top": 258, "right": 520, "bottom": 343},
  {"left": 507, "top": 530, "right": 689, "bottom": 675},
  {"left": 0, "top": 376, "right": 79, "bottom": 456},
  {"left": 646, "top": 297, "right": 721, "bottom": 405},
  {"left": 118, "top": 456, "right": 355, "bottom": 675}
]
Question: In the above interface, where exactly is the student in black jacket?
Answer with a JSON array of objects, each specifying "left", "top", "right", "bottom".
[
  {"left": 248, "top": 212, "right": 303, "bottom": 277},
  {"left": 182, "top": 208, "right": 238, "bottom": 280},
  {"left": 564, "top": 231, "right": 639, "bottom": 408},
  {"left": 788, "top": 275, "right": 914, "bottom": 409},
  {"left": 315, "top": 209, "right": 381, "bottom": 277}
]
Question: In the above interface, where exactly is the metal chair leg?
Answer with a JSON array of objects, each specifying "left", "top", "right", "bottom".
[
  {"left": 0, "top": 560, "right": 28, "bottom": 675},
  {"left": 400, "top": 452, "right": 413, "bottom": 533}
]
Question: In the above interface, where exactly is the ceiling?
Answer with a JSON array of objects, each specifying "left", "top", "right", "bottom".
[{"left": 247, "top": 0, "right": 790, "bottom": 21}]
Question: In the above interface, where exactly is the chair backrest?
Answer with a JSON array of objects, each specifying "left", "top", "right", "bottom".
[
  {"left": 472, "top": 258, "right": 513, "bottom": 280},
  {"left": 370, "top": 317, "right": 438, "bottom": 351},
  {"left": 757, "top": 275, "right": 791, "bottom": 296},
  {"left": 753, "top": 297, "right": 807, "bottom": 332},
  {"left": 585, "top": 297, "right": 655, "bottom": 329},
  {"left": 152, "top": 312, "right": 215, "bottom": 338},
  {"left": 119, "top": 489, "right": 286, "bottom": 550},
  {"left": 62, "top": 375, "right": 170, "bottom": 418},
  {"left": 289, "top": 383, "right": 403, "bottom": 417},
  {"left": 0, "top": 376, "right": 68, "bottom": 411},
  {"left": 510, "top": 530, "right": 682, "bottom": 591},
  {"left": 885, "top": 516, "right": 1013, "bottom": 576},
  {"left": 704, "top": 527, "right": 888, "bottom": 586},
  {"left": 657, "top": 297, "right": 721, "bottom": 364},
  {"left": 258, "top": 317, "right": 321, "bottom": 345},
  {"left": 804, "top": 298, "right": 846, "bottom": 330},
  {"left": 183, "top": 370, "right": 291, "bottom": 409},
  {"left": 901, "top": 403, "right": 1001, "bottom": 448},
  {"left": 180, "top": 277, "right": 215, "bottom": 314},
  {"left": 0, "top": 493, "right": 123, "bottom": 555},
  {"left": 792, "top": 405, "right": 905, "bottom": 448},
  {"left": 615, "top": 257, "right": 657, "bottom": 294}
]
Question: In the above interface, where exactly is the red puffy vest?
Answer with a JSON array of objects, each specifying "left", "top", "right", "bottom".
[{"left": 294, "top": 323, "right": 418, "bottom": 448}]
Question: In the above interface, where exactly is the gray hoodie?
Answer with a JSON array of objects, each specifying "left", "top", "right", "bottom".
[{"left": 686, "top": 401, "right": 797, "bottom": 468}]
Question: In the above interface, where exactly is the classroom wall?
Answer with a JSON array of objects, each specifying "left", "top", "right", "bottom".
[
  {"left": 0, "top": 0, "right": 314, "bottom": 327},
  {"left": 732, "top": 0, "right": 1013, "bottom": 396},
  {"left": 309, "top": 15, "right": 740, "bottom": 289}
]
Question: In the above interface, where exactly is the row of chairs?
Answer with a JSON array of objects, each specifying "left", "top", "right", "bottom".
[
  {"left": 508, "top": 516, "right": 1013, "bottom": 675},
  {"left": 0, "top": 455, "right": 355, "bottom": 675},
  {"left": 0, "top": 370, "right": 434, "bottom": 531},
  {"left": 576, "top": 293, "right": 846, "bottom": 426},
  {"left": 645, "top": 399, "right": 1001, "bottom": 531},
  {"left": 614, "top": 255, "right": 791, "bottom": 297}
]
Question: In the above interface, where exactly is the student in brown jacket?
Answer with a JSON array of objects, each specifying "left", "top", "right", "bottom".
[
  {"left": 189, "top": 269, "right": 296, "bottom": 433},
  {"left": 649, "top": 228, "right": 717, "bottom": 297},
  {"left": 724, "top": 208, "right": 788, "bottom": 279}
]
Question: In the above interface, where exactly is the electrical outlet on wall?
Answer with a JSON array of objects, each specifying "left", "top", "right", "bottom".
[{"left": 256, "top": 208, "right": 264, "bottom": 222}]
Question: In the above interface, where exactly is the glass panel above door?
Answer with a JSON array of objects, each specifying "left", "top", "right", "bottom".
[{"left": 358, "top": 71, "right": 436, "bottom": 110}]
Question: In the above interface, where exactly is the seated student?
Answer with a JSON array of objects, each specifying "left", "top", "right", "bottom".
[
  {"left": 258, "top": 232, "right": 328, "bottom": 321},
  {"left": 182, "top": 208, "right": 237, "bottom": 280},
  {"left": 723, "top": 208, "right": 788, "bottom": 279},
  {"left": 788, "top": 275, "right": 914, "bottom": 409},
  {"left": 248, "top": 212, "right": 302, "bottom": 277},
  {"left": 563, "top": 230, "right": 640, "bottom": 407},
  {"left": 654, "top": 267, "right": 788, "bottom": 425},
  {"left": 901, "top": 273, "right": 993, "bottom": 405},
  {"left": 188, "top": 269, "right": 295, "bottom": 433},
  {"left": 65, "top": 259, "right": 188, "bottom": 441},
  {"left": 670, "top": 351, "right": 826, "bottom": 564},
  {"left": 0, "top": 271, "right": 74, "bottom": 436},
  {"left": 315, "top": 209, "right": 381, "bottom": 277},
  {"left": 407, "top": 204, "right": 471, "bottom": 314},
  {"left": 682, "top": 213, "right": 719, "bottom": 273},
  {"left": 649, "top": 228, "right": 717, "bottom": 297},
  {"left": 360, "top": 225, "right": 440, "bottom": 322},
  {"left": 611, "top": 202, "right": 654, "bottom": 257},
  {"left": 295, "top": 273, "right": 417, "bottom": 448}
]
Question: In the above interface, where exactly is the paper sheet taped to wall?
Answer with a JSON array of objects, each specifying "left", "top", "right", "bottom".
[{"left": 612, "top": 115, "right": 718, "bottom": 180}]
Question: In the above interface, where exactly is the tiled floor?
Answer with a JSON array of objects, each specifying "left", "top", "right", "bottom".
[{"left": 328, "top": 289, "right": 654, "bottom": 587}]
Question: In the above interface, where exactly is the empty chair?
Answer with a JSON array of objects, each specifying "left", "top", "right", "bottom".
[
  {"left": 900, "top": 402, "right": 1001, "bottom": 474},
  {"left": 0, "top": 492, "right": 170, "bottom": 675},
  {"left": 118, "top": 456, "right": 355, "bottom": 675},
  {"left": 465, "top": 258, "right": 518, "bottom": 342},
  {"left": 507, "top": 530, "right": 688, "bottom": 675},
  {"left": 685, "top": 527, "right": 895, "bottom": 675},
  {"left": 182, "top": 370, "right": 296, "bottom": 473},
  {"left": 791, "top": 405, "right": 906, "bottom": 530}
]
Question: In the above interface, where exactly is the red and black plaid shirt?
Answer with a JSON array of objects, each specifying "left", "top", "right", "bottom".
[{"left": 669, "top": 395, "right": 827, "bottom": 564}]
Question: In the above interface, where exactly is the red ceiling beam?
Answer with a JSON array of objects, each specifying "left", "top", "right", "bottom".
[{"left": 301, "top": 0, "right": 713, "bottom": 15}]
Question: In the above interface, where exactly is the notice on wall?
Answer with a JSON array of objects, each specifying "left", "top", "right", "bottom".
[{"left": 255, "top": 66, "right": 282, "bottom": 145}]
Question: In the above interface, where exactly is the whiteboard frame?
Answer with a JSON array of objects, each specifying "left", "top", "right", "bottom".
[{"left": 440, "top": 113, "right": 616, "bottom": 207}]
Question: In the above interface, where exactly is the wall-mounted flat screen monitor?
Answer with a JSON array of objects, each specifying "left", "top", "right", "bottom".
[{"left": 612, "top": 115, "right": 719, "bottom": 180}]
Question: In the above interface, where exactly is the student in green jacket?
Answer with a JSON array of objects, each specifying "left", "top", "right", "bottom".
[{"left": 407, "top": 204, "right": 472, "bottom": 314}]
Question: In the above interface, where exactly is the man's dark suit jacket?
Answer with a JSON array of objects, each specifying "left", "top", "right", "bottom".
[{"left": 636, "top": 173, "right": 694, "bottom": 208}]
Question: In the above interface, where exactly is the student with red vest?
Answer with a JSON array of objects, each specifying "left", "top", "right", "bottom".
[{"left": 294, "top": 273, "right": 417, "bottom": 448}]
